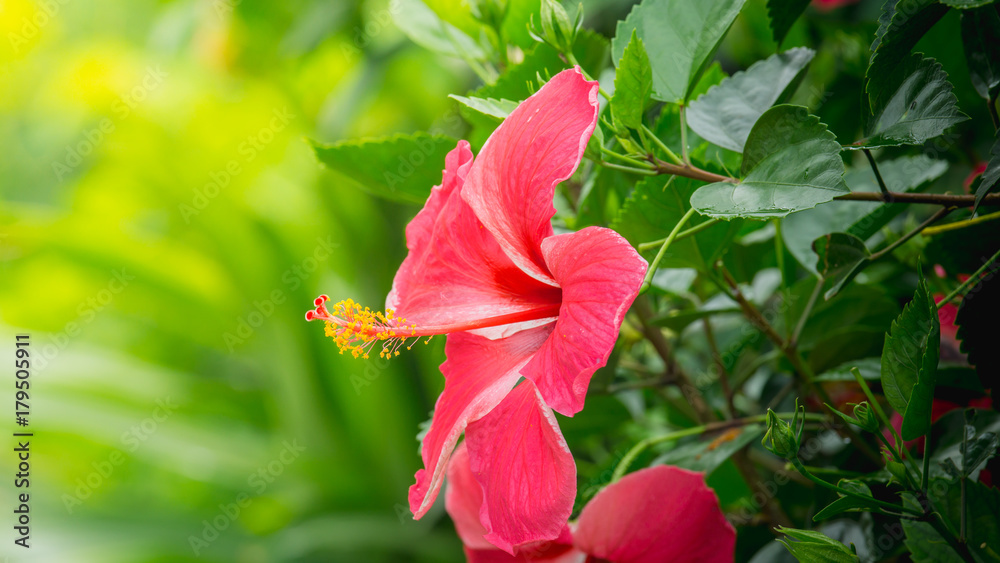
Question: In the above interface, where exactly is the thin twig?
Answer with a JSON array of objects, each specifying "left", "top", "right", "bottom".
[
  {"left": 937, "top": 247, "right": 1000, "bottom": 309},
  {"left": 703, "top": 317, "right": 736, "bottom": 418},
  {"left": 863, "top": 149, "right": 891, "bottom": 196},
  {"left": 869, "top": 207, "right": 953, "bottom": 261}
]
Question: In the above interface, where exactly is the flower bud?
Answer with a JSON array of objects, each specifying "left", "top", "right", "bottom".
[
  {"left": 762, "top": 409, "right": 799, "bottom": 459},
  {"left": 852, "top": 402, "right": 880, "bottom": 433},
  {"left": 530, "top": 0, "right": 582, "bottom": 54},
  {"left": 470, "top": 0, "right": 508, "bottom": 29}
]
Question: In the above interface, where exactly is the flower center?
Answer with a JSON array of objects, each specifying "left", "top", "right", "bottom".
[{"left": 305, "top": 294, "right": 561, "bottom": 359}]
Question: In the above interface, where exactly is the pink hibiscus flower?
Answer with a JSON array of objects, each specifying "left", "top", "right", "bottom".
[
  {"left": 447, "top": 443, "right": 736, "bottom": 563},
  {"left": 305, "top": 68, "right": 647, "bottom": 552}
]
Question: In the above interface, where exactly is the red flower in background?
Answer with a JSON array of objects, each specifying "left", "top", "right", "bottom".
[
  {"left": 447, "top": 443, "right": 736, "bottom": 563},
  {"left": 306, "top": 68, "right": 647, "bottom": 553}
]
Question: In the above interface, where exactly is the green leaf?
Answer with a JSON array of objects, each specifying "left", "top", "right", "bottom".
[
  {"left": 766, "top": 0, "right": 812, "bottom": 46},
  {"left": 943, "top": 0, "right": 997, "bottom": 8},
  {"left": 690, "top": 105, "right": 848, "bottom": 218},
  {"left": 687, "top": 48, "right": 815, "bottom": 153},
  {"left": 782, "top": 155, "right": 948, "bottom": 274},
  {"left": 612, "top": 0, "right": 748, "bottom": 104},
  {"left": 311, "top": 133, "right": 458, "bottom": 204},
  {"left": 852, "top": 54, "right": 969, "bottom": 150},
  {"left": 776, "top": 527, "right": 860, "bottom": 563},
  {"left": 955, "top": 266, "right": 1000, "bottom": 384},
  {"left": 903, "top": 480, "right": 1000, "bottom": 563},
  {"left": 975, "top": 130, "right": 1000, "bottom": 214},
  {"left": 813, "top": 232, "right": 871, "bottom": 300},
  {"left": 611, "top": 31, "right": 653, "bottom": 131},
  {"left": 963, "top": 431, "right": 1000, "bottom": 477},
  {"left": 962, "top": 6, "right": 1000, "bottom": 100},
  {"left": 880, "top": 271, "right": 939, "bottom": 441},
  {"left": 393, "top": 0, "right": 486, "bottom": 59},
  {"left": 813, "top": 480, "right": 881, "bottom": 521},
  {"left": 612, "top": 176, "right": 743, "bottom": 269},
  {"left": 817, "top": 357, "right": 882, "bottom": 382},
  {"left": 651, "top": 306, "right": 742, "bottom": 332},
  {"left": 867, "top": 0, "right": 949, "bottom": 106},
  {"left": 651, "top": 425, "right": 764, "bottom": 474},
  {"left": 449, "top": 95, "right": 520, "bottom": 120}
]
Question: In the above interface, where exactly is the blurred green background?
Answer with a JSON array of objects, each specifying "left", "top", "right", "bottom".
[
  {"left": 0, "top": 0, "right": 980, "bottom": 561},
  {"left": 0, "top": 0, "right": 472, "bottom": 560}
]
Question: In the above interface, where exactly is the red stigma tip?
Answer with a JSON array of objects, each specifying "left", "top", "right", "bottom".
[
  {"left": 305, "top": 311, "right": 316, "bottom": 321},
  {"left": 314, "top": 295, "right": 328, "bottom": 307}
]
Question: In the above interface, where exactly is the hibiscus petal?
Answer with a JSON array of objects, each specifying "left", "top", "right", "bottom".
[
  {"left": 574, "top": 466, "right": 736, "bottom": 563},
  {"left": 464, "top": 381, "right": 576, "bottom": 555},
  {"left": 409, "top": 325, "right": 553, "bottom": 519},
  {"left": 445, "top": 442, "right": 494, "bottom": 550},
  {"left": 462, "top": 68, "right": 600, "bottom": 286},
  {"left": 387, "top": 141, "right": 561, "bottom": 332},
  {"left": 522, "top": 226, "right": 646, "bottom": 415},
  {"left": 447, "top": 443, "right": 582, "bottom": 562}
]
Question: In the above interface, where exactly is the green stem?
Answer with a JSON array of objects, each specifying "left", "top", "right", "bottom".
[
  {"left": 637, "top": 218, "right": 721, "bottom": 252},
  {"left": 925, "top": 502, "right": 976, "bottom": 563},
  {"left": 851, "top": 367, "right": 903, "bottom": 449},
  {"left": 611, "top": 412, "right": 828, "bottom": 482},
  {"left": 679, "top": 105, "right": 690, "bottom": 165},
  {"left": 600, "top": 146, "right": 656, "bottom": 169},
  {"left": 790, "top": 458, "right": 924, "bottom": 516},
  {"left": 863, "top": 149, "right": 890, "bottom": 196},
  {"left": 599, "top": 161, "right": 658, "bottom": 176},
  {"left": 869, "top": 206, "right": 953, "bottom": 261},
  {"left": 639, "top": 207, "right": 697, "bottom": 294},
  {"left": 775, "top": 219, "right": 788, "bottom": 293},
  {"left": 790, "top": 276, "right": 823, "bottom": 349},
  {"left": 937, "top": 247, "right": 1000, "bottom": 309},
  {"left": 641, "top": 124, "right": 684, "bottom": 166}
]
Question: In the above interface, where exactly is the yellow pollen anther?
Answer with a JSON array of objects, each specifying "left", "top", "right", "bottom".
[{"left": 313, "top": 299, "right": 422, "bottom": 360}]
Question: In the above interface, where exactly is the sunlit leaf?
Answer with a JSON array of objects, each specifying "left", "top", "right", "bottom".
[
  {"left": 777, "top": 527, "right": 860, "bottom": 563},
  {"left": 611, "top": 31, "right": 653, "bottom": 131},
  {"left": 612, "top": 0, "right": 748, "bottom": 103},
  {"left": 690, "top": 105, "right": 847, "bottom": 218},
  {"left": 311, "top": 133, "right": 459, "bottom": 204},
  {"left": 687, "top": 47, "right": 815, "bottom": 153}
]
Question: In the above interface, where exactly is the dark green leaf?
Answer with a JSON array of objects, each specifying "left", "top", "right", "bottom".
[
  {"left": 962, "top": 5, "right": 1000, "bottom": 100},
  {"left": 777, "top": 527, "right": 860, "bottom": 563},
  {"left": 943, "top": 0, "right": 997, "bottom": 8},
  {"left": 867, "top": 0, "right": 949, "bottom": 106},
  {"left": 611, "top": 31, "right": 653, "bottom": 131},
  {"left": 974, "top": 130, "right": 1000, "bottom": 214},
  {"left": 881, "top": 271, "right": 939, "bottom": 441},
  {"left": 651, "top": 425, "right": 764, "bottom": 474},
  {"left": 311, "top": 133, "right": 458, "bottom": 204},
  {"left": 956, "top": 269, "right": 1000, "bottom": 388},
  {"left": 782, "top": 156, "right": 947, "bottom": 273},
  {"left": 932, "top": 410, "right": 1000, "bottom": 481},
  {"left": 853, "top": 54, "right": 969, "bottom": 149},
  {"left": 963, "top": 431, "right": 1000, "bottom": 477},
  {"left": 651, "top": 306, "right": 742, "bottom": 332},
  {"left": 612, "top": 176, "right": 743, "bottom": 269},
  {"left": 690, "top": 105, "right": 848, "bottom": 218},
  {"left": 813, "top": 480, "right": 881, "bottom": 521},
  {"left": 817, "top": 357, "right": 882, "bottom": 381},
  {"left": 687, "top": 48, "right": 815, "bottom": 153},
  {"left": 767, "top": 0, "right": 812, "bottom": 46},
  {"left": 612, "top": 0, "right": 748, "bottom": 103},
  {"left": 903, "top": 480, "right": 1000, "bottom": 563},
  {"left": 449, "top": 95, "right": 519, "bottom": 120},
  {"left": 813, "top": 232, "right": 871, "bottom": 299}
]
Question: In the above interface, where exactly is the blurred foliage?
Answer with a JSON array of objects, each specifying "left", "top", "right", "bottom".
[{"left": 0, "top": 0, "right": 998, "bottom": 561}]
